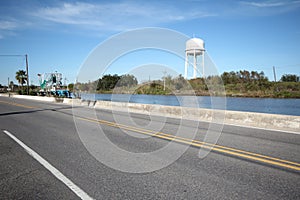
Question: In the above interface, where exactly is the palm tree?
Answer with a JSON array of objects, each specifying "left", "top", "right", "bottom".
[
  {"left": 15, "top": 70, "right": 27, "bottom": 88},
  {"left": 250, "top": 71, "right": 257, "bottom": 81}
]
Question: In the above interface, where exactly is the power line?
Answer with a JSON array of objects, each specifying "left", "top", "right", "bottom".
[
  {"left": 276, "top": 64, "right": 300, "bottom": 67},
  {"left": 0, "top": 54, "right": 25, "bottom": 57}
]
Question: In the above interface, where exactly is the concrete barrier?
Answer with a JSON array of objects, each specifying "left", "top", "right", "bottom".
[
  {"left": 8, "top": 94, "right": 60, "bottom": 102},
  {"left": 93, "top": 100, "right": 300, "bottom": 133},
  {"left": 2, "top": 94, "right": 299, "bottom": 133}
]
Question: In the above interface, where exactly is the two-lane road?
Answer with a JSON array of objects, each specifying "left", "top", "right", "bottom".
[{"left": 0, "top": 96, "right": 299, "bottom": 199}]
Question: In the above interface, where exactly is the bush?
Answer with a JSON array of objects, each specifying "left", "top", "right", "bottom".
[
  {"left": 18, "top": 90, "right": 25, "bottom": 95},
  {"left": 29, "top": 90, "right": 37, "bottom": 96}
]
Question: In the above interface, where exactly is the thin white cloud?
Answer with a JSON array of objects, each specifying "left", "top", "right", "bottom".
[
  {"left": 3, "top": 0, "right": 298, "bottom": 39},
  {"left": 32, "top": 1, "right": 214, "bottom": 31},
  {"left": 0, "top": 20, "right": 19, "bottom": 39},
  {"left": 242, "top": 2, "right": 285, "bottom": 7},
  {"left": 236, "top": 0, "right": 300, "bottom": 16},
  {"left": 241, "top": 0, "right": 300, "bottom": 8},
  {"left": 34, "top": 2, "right": 103, "bottom": 27},
  {"left": 0, "top": 20, "right": 18, "bottom": 30}
]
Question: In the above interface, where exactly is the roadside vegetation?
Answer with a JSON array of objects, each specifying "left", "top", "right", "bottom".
[
  {"left": 1, "top": 70, "right": 299, "bottom": 98},
  {"left": 73, "top": 70, "right": 300, "bottom": 98},
  {"left": 212, "top": 71, "right": 300, "bottom": 98}
]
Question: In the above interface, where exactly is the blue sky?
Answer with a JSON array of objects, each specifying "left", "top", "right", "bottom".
[{"left": 0, "top": 0, "right": 300, "bottom": 85}]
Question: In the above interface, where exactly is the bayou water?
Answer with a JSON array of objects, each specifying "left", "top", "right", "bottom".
[{"left": 81, "top": 93, "right": 300, "bottom": 116}]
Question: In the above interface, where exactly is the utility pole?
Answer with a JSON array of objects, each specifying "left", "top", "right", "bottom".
[
  {"left": 163, "top": 70, "right": 167, "bottom": 91},
  {"left": 25, "top": 54, "right": 29, "bottom": 95},
  {"left": 273, "top": 66, "right": 279, "bottom": 92},
  {"left": 273, "top": 66, "right": 277, "bottom": 82},
  {"left": 8, "top": 77, "right": 10, "bottom": 97}
]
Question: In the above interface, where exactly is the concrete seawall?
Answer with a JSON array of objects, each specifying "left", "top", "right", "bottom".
[
  {"left": 91, "top": 100, "right": 300, "bottom": 133},
  {"left": 2, "top": 94, "right": 299, "bottom": 133},
  {"left": 5, "top": 94, "right": 64, "bottom": 102}
]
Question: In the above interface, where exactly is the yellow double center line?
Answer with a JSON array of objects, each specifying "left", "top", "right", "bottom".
[
  {"left": 0, "top": 100, "right": 36, "bottom": 109},
  {"left": 1, "top": 99, "right": 299, "bottom": 171},
  {"left": 78, "top": 116, "right": 300, "bottom": 171}
]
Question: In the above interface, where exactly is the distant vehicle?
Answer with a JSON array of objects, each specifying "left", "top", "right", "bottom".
[
  {"left": 54, "top": 90, "right": 71, "bottom": 98},
  {"left": 37, "top": 90, "right": 72, "bottom": 98}
]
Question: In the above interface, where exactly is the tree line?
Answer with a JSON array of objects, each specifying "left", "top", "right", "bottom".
[
  {"left": 221, "top": 70, "right": 299, "bottom": 84},
  {"left": 74, "top": 74, "right": 138, "bottom": 92},
  {"left": 4, "top": 69, "right": 299, "bottom": 98},
  {"left": 221, "top": 70, "right": 268, "bottom": 84}
]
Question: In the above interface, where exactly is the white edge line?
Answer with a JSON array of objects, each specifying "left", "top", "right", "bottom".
[
  {"left": 222, "top": 122, "right": 300, "bottom": 135},
  {"left": 3, "top": 130, "right": 94, "bottom": 200}
]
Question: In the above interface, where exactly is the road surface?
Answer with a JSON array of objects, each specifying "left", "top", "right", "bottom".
[{"left": 0, "top": 96, "right": 299, "bottom": 199}]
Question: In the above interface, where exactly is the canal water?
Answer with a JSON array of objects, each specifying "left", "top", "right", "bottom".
[{"left": 81, "top": 93, "right": 300, "bottom": 116}]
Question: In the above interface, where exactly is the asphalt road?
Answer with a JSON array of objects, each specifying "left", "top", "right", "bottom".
[{"left": 0, "top": 96, "right": 299, "bottom": 199}]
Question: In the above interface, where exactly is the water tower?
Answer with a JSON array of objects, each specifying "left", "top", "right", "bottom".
[{"left": 184, "top": 38, "right": 205, "bottom": 79}]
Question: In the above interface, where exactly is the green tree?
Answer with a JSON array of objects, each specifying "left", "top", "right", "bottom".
[
  {"left": 221, "top": 72, "right": 230, "bottom": 84},
  {"left": 165, "top": 75, "right": 173, "bottom": 86},
  {"left": 221, "top": 71, "right": 239, "bottom": 84},
  {"left": 117, "top": 74, "right": 138, "bottom": 87},
  {"left": 174, "top": 74, "right": 186, "bottom": 90},
  {"left": 68, "top": 83, "right": 74, "bottom": 91},
  {"left": 9, "top": 81, "right": 14, "bottom": 91},
  {"left": 280, "top": 74, "right": 299, "bottom": 82},
  {"left": 97, "top": 74, "right": 121, "bottom": 91},
  {"left": 250, "top": 71, "right": 258, "bottom": 81},
  {"left": 15, "top": 70, "right": 27, "bottom": 87},
  {"left": 258, "top": 71, "right": 268, "bottom": 82}
]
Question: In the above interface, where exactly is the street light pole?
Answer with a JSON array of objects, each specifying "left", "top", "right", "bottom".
[
  {"left": 163, "top": 70, "right": 166, "bottom": 91},
  {"left": 25, "top": 54, "right": 29, "bottom": 95}
]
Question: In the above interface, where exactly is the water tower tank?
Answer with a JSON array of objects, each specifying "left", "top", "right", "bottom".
[
  {"left": 185, "top": 38, "right": 205, "bottom": 55},
  {"left": 184, "top": 37, "right": 205, "bottom": 79}
]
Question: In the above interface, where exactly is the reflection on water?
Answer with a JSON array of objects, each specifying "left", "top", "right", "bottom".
[{"left": 81, "top": 93, "right": 300, "bottom": 116}]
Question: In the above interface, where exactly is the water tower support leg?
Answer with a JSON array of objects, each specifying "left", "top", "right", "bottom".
[
  {"left": 184, "top": 52, "right": 188, "bottom": 79},
  {"left": 202, "top": 53, "right": 205, "bottom": 78},
  {"left": 193, "top": 51, "right": 197, "bottom": 79}
]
